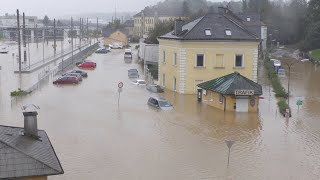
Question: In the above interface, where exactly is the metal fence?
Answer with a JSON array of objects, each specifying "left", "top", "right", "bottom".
[{"left": 23, "top": 42, "right": 99, "bottom": 94}]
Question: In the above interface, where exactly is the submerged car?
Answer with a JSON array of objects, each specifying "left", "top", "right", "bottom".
[
  {"left": 147, "top": 97, "right": 173, "bottom": 110},
  {"left": 53, "top": 76, "right": 79, "bottom": 84},
  {"left": 70, "top": 70, "right": 88, "bottom": 77},
  {"left": 132, "top": 79, "right": 146, "bottom": 86},
  {"left": 146, "top": 84, "right": 164, "bottom": 93},
  {"left": 78, "top": 61, "right": 96, "bottom": 69},
  {"left": 128, "top": 69, "right": 139, "bottom": 78},
  {"left": 62, "top": 73, "right": 83, "bottom": 81},
  {"left": 95, "top": 48, "right": 109, "bottom": 54}
]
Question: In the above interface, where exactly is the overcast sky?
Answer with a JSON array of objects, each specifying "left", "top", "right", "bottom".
[{"left": 1, "top": 0, "right": 221, "bottom": 18}]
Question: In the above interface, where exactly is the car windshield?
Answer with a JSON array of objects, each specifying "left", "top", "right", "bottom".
[
  {"left": 139, "top": 81, "right": 146, "bottom": 84},
  {"left": 158, "top": 101, "right": 172, "bottom": 107}
]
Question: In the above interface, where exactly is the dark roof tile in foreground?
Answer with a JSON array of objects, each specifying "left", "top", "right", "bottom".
[{"left": 0, "top": 125, "right": 64, "bottom": 179}]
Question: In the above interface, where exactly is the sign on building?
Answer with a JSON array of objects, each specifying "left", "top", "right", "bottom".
[{"left": 235, "top": 90, "right": 254, "bottom": 96}]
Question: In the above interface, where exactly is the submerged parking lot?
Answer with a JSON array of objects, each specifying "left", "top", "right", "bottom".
[{"left": 0, "top": 48, "right": 320, "bottom": 179}]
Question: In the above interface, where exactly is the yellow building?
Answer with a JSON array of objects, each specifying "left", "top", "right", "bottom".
[
  {"left": 158, "top": 8, "right": 262, "bottom": 95},
  {"left": 197, "top": 72, "right": 262, "bottom": 112},
  {"left": 103, "top": 30, "right": 129, "bottom": 46},
  {"left": 133, "top": 6, "right": 187, "bottom": 37}
]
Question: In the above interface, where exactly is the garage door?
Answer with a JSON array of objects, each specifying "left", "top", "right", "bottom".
[{"left": 236, "top": 98, "right": 248, "bottom": 112}]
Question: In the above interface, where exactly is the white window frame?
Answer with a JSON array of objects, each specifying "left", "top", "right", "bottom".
[
  {"left": 173, "top": 52, "right": 177, "bottom": 66},
  {"left": 219, "top": 94, "right": 223, "bottom": 104},
  {"left": 163, "top": 50, "right": 166, "bottom": 63},
  {"left": 205, "top": 29, "right": 212, "bottom": 36},
  {"left": 215, "top": 54, "right": 224, "bottom": 68},
  {"left": 225, "top": 29, "right": 232, "bottom": 36},
  {"left": 195, "top": 54, "right": 205, "bottom": 67},
  {"left": 173, "top": 77, "right": 177, "bottom": 92},
  {"left": 234, "top": 54, "right": 244, "bottom": 68},
  {"left": 162, "top": 73, "right": 166, "bottom": 87},
  {"left": 210, "top": 92, "right": 214, "bottom": 101}
]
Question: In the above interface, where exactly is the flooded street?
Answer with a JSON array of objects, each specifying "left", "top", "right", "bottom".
[{"left": 1, "top": 47, "right": 320, "bottom": 179}]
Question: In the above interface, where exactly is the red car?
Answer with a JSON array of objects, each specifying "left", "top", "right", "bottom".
[
  {"left": 78, "top": 61, "right": 96, "bottom": 69},
  {"left": 53, "top": 76, "right": 79, "bottom": 84}
]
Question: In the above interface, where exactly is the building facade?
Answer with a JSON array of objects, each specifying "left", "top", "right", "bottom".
[
  {"left": 158, "top": 8, "right": 262, "bottom": 95},
  {"left": 133, "top": 6, "right": 186, "bottom": 37}
]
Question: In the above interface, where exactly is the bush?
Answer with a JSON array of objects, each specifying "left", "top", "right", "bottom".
[
  {"left": 10, "top": 88, "right": 29, "bottom": 97},
  {"left": 264, "top": 60, "right": 288, "bottom": 98},
  {"left": 277, "top": 100, "right": 288, "bottom": 115}
]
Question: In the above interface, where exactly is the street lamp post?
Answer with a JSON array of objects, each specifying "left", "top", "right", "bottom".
[{"left": 282, "top": 59, "right": 309, "bottom": 106}]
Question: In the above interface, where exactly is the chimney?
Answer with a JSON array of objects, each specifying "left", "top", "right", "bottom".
[
  {"left": 174, "top": 20, "right": 183, "bottom": 35},
  {"left": 22, "top": 105, "right": 40, "bottom": 138}
]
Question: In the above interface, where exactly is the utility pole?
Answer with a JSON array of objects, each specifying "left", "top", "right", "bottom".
[
  {"left": 96, "top": 17, "right": 98, "bottom": 42},
  {"left": 79, "top": 18, "right": 82, "bottom": 47},
  {"left": 87, "top": 18, "right": 89, "bottom": 41},
  {"left": 22, "top": 13, "right": 27, "bottom": 63},
  {"left": 53, "top": 18, "right": 56, "bottom": 56},
  {"left": 17, "top": 9, "right": 22, "bottom": 73},
  {"left": 36, "top": 24, "right": 38, "bottom": 48},
  {"left": 71, "top": 17, "right": 74, "bottom": 64}
]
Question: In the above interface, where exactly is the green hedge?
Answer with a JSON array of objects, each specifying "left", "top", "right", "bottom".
[
  {"left": 277, "top": 100, "right": 289, "bottom": 115},
  {"left": 264, "top": 58, "right": 291, "bottom": 116},
  {"left": 264, "top": 60, "right": 288, "bottom": 98},
  {"left": 10, "top": 88, "right": 29, "bottom": 97}
]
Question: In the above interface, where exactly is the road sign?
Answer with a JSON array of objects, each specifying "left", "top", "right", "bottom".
[
  {"left": 296, "top": 100, "right": 303, "bottom": 106},
  {"left": 118, "top": 82, "right": 124, "bottom": 88},
  {"left": 225, "top": 140, "right": 235, "bottom": 167}
]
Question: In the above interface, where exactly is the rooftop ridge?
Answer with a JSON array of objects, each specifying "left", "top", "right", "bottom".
[
  {"left": 223, "top": 14, "right": 259, "bottom": 39},
  {"left": 181, "top": 16, "right": 205, "bottom": 38},
  {"left": 0, "top": 126, "right": 63, "bottom": 174}
]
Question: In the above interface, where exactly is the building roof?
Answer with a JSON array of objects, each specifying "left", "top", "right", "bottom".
[
  {"left": 103, "top": 27, "right": 129, "bottom": 37},
  {"left": 0, "top": 125, "right": 64, "bottom": 179},
  {"left": 159, "top": 12, "right": 261, "bottom": 41},
  {"left": 134, "top": 3, "right": 185, "bottom": 17},
  {"left": 197, "top": 72, "right": 262, "bottom": 95}
]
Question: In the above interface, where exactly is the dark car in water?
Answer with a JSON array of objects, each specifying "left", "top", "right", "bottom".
[
  {"left": 53, "top": 76, "right": 79, "bottom": 84},
  {"left": 128, "top": 69, "right": 139, "bottom": 78},
  {"left": 70, "top": 70, "right": 88, "bottom": 77},
  {"left": 147, "top": 97, "right": 173, "bottom": 110},
  {"left": 146, "top": 84, "right": 164, "bottom": 93}
]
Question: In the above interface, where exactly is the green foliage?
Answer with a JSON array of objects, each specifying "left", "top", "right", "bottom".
[
  {"left": 310, "top": 49, "right": 320, "bottom": 60},
  {"left": 304, "top": 21, "right": 320, "bottom": 51},
  {"left": 311, "top": 49, "right": 320, "bottom": 58},
  {"left": 10, "top": 88, "right": 28, "bottom": 97},
  {"left": 146, "top": 20, "right": 174, "bottom": 44},
  {"left": 277, "top": 100, "right": 289, "bottom": 115},
  {"left": 264, "top": 60, "right": 287, "bottom": 98},
  {"left": 43, "top": 15, "right": 50, "bottom": 27}
]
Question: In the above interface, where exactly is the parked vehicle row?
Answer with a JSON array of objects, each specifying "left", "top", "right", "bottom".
[{"left": 53, "top": 61, "right": 94, "bottom": 85}]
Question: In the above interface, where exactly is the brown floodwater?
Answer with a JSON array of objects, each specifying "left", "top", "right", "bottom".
[{"left": 0, "top": 46, "right": 320, "bottom": 179}]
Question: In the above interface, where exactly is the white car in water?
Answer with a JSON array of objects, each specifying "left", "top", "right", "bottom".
[
  {"left": 0, "top": 44, "right": 9, "bottom": 53},
  {"left": 132, "top": 79, "right": 146, "bottom": 86}
]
